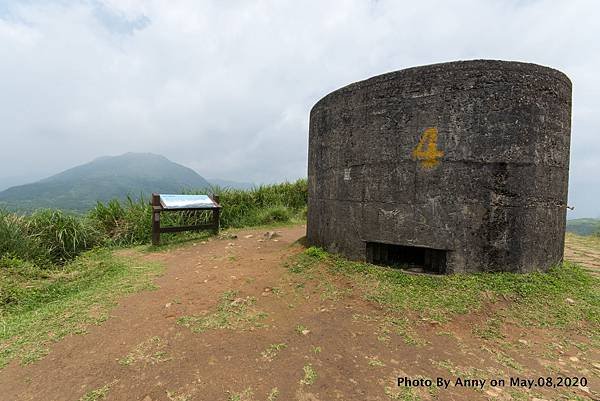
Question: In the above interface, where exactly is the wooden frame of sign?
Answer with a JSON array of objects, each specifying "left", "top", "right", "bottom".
[{"left": 151, "top": 193, "right": 221, "bottom": 245}]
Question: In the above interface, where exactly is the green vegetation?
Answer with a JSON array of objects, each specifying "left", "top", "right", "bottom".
[
  {"left": 89, "top": 179, "right": 307, "bottom": 246},
  {"left": 291, "top": 247, "right": 600, "bottom": 334},
  {"left": 79, "top": 381, "right": 116, "bottom": 401},
  {"left": 0, "top": 179, "right": 306, "bottom": 367},
  {"left": 566, "top": 218, "right": 600, "bottom": 236},
  {"left": 300, "top": 364, "right": 317, "bottom": 385},
  {"left": 177, "top": 291, "right": 267, "bottom": 333},
  {"left": 226, "top": 388, "right": 254, "bottom": 401},
  {"left": 0, "top": 249, "right": 162, "bottom": 367},
  {"left": 261, "top": 343, "right": 287, "bottom": 361},
  {"left": 119, "top": 336, "right": 170, "bottom": 366}
]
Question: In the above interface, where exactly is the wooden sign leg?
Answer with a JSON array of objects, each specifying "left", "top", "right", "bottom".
[
  {"left": 151, "top": 193, "right": 161, "bottom": 245},
  {"left": 152, "top": 211, "right": 161, "bottom": 245},
  {"left": 212, "top": 208, "right": 220, "bottom": 234}
]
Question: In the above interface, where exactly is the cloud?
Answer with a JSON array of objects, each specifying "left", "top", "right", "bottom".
[{"left": 0, "top": 0, "right": 598, "bottom": 217}]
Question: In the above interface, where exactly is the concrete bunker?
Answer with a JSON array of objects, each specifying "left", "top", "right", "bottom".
[{"left": 307, "top": 60, "right": 572, "bottom": 273}]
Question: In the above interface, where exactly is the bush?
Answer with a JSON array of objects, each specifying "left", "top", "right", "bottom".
[
  {"left": 0, "top": 255, "right": 47, "bottom": 307},
  {"left": 256, "top": 205, "right": 293, "bottom": 224},
  {"left": 26, "top": 209, "right": 99, "bottom": 264},
  {"left": 207, "top": 179, "right": 307, "bottom": 228},
  {"left": 89, "top": 197, "right": 151, "bottom": 245},
  {"left": 88, "top": 179, "right": 309, "bottom": 245},
  {"left": 0, "top": 210, "right": 50, "bottom": 265}
]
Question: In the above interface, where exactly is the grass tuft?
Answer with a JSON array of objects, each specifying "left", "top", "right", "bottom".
[{"left": 177, "top": 291, "right": 267, "bottom": 333}]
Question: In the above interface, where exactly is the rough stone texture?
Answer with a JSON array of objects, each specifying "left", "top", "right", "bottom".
[{"left": 307, "top": 60, "right": 572, "bottom": 273}]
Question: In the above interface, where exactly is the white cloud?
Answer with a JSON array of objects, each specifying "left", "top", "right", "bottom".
[{"left": 0, "top": 0, "right": 598, "bottom": 217}]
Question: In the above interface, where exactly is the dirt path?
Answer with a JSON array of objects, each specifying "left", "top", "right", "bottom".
[{"left": 0, "top": 226, "right": 597, "bottom": 401}]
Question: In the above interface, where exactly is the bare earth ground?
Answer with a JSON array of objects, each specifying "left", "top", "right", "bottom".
[{"left": 0, "top": 225, "right": 598, "bottom": 401}]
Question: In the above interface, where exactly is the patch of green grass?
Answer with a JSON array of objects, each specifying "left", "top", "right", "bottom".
[
  {"left": 119, "top": 336, "right": 170, "bottom": 366},
  {"left": 79, "top": 381, "right": 116, "bottom": 401},
  {"left": 166, "top": 390, "right": 192, "bottom": 401},
  {"left": 300, "top": 364, "right": 317, "bottom": 385},
  {"left": 0, "top": 249, "right": 162, "bottom": 368},
  {"left": 384, "top": 386, "right": 420, "bottom": 400},
  {"left": 226, "top": 388, "right": 253, "bottom": 401},
  {"left": 473, "top": 316, "right": 505, "bottom": 340},
  {"left": 293, "top": 248, "right": 600, "bottom": 334},
  {"left": 367, "top": 356, "right": 386, "bottom": 367},
  {"left": 311, "top": 345, "right": 321, "bottom": 354},
  {"left": 267, "top": 388, "right": 279, "bottom": 401},
  {"left": 295, "top": 324, "right": 309, "bottom": 335},
  {"left": 319, "top": 280, "right": 350, "bottom": 301},
  {"left": 261, "top": 343, "right": 287, "bottom": 361},
  {"left": 177, "top": 291, "right": 267, "bottom": 333}
]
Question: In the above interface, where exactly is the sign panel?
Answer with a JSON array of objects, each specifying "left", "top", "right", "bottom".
[{"left": 159, "top": 194, "right": 217, "bottom": 209}]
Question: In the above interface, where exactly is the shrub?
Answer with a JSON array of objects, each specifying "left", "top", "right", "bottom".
[
  {"left": 26, "top": 209, "right": 99, "bottom": 264},
  {"left": 256, "top": 206, "right": 293, "bottom": 225},
  {"left": 89, "top": 197, "right": 152, "bottom": 245},
  {"left": 0, "top": 210, "right": 50, "bottom": 264},
  {"left": 88, "top": 179, "right": 309, "bottom": 245}
]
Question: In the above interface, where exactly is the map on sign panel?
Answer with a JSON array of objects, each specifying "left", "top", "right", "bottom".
[{"left": 159, "top": 194, "right": 217, "bottom": 209}]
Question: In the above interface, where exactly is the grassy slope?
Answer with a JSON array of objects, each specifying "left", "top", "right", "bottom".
[
  {"left": 291, "top": 247, "right": 599, "bottom": 335},
  {"left": 0, "top": 249, "right": 162, "bottom": 367}
]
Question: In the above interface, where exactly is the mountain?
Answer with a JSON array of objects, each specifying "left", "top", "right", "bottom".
[
  {"left": 566, "top": 218, "right": 600, "bottom": 236},
  {"left": 0, "top": 153, "right": 211, "bottom": 212},
  {"left": 207, "top": 178, "right": 255, "bottom": 190}
]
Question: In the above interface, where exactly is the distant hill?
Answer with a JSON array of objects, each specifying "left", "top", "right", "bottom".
[
  {"left": 0, "top": 153, "right": 212, "bottom": 212},
  {"left": 566, "top": 218, "right": 600, "bottom": 236}
]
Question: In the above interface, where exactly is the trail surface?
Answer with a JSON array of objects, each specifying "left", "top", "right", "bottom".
[{"left": 0, "top": 226, "right": 597, "bottom": 401}]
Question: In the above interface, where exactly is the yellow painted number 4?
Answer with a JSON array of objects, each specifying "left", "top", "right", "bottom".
[{"left": 412, "top": 127, "right": 444, "bottom": 169}]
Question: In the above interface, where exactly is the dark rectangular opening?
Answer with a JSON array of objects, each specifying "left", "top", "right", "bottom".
[{"left": 366, "top": 242, "right": 447, "bottom": 274}]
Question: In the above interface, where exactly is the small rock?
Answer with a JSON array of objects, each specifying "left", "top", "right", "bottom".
[
  {"left": 227, "top": 242, "right": 235, "bottom": 246},
  {"left": 569, "top": 356, "right": 579, "bottom": 362},
  {"left": 301, "top": 329, "right": 310, "bottom": 335},
  {"left": 263, "top": 287, "right": 271, "bottom": 292},
  {"left": 565, "top": 297, "right": 575, "bottom": 304},
  {"left": 518, "top": 339, "right": 528, "bottom": 345},
  {"left": 165, "top": 303, "right": 172, "bottom": 308},
  {"left": 143, "top": 396, "right": 153, "bottom": 401},
  {"left": 532, "top": 398, "right": 549, "bottom": 401},
  {"left": 244, "top": 234, "right": 254, "bottom": 239}
]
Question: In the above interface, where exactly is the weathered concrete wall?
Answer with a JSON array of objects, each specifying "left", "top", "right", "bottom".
[{"left": 307, "top": 60, "right": 572, "bottom": 273}]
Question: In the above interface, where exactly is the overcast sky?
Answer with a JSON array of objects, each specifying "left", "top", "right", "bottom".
[{"left": 0, "top": 0, "right": 598, "bottom": 218}]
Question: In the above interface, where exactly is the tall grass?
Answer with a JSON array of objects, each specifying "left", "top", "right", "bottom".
[
  {"left": 89, "top": 179, "right": 308, "bottom": 245},
  {"left": 0, "top": 179, "right": 308, "bottom": 273},
  {"left": 0, "top": 211, "right": 49, "bottom": 264}
]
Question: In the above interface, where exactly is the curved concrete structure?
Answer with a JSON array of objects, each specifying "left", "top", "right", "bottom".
[{"left": 307, "top": 60, "right": 572, "bottom": 273}]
